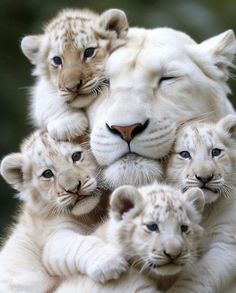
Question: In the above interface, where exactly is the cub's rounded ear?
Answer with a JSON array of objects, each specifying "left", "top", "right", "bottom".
[
  {"left": 1, "top": 153, "right": 27, "bottom": 191},
  {"left": 217, "top": 114, "right": 236, "bottom": 139},
  {"left": 199, "top": 30, "right": 236, "bottom": 79},
  {"left": 97, "top": 9, "right": 129, "bottom": 50},
  {"left": 184, "top": 188, "right": 205, "bottom": 221},
  {"left": 21, "top": 35, "right": 43, "bottom": 63},
  {"left": 110, "top": 185, "right": 144, "bottom": 221}
]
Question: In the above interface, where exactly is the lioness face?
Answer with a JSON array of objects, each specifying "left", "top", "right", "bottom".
[{"left": 90, "top": 28, "right": 235, "bottom": 189}]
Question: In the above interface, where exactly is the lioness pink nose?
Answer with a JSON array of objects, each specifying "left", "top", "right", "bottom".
[{"left": 107, "top": 120, "right": 149, "bottom": 142}]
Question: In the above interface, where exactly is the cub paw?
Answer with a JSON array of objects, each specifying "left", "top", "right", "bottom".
[
  {"left": 47, "top": 115, "right": 88, "bottom": 141},
  {"left": 88, "top": 245, "right": 128, "bottom": 283}
]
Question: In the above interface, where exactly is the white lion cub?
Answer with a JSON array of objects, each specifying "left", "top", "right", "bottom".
[
  {"left": 56, "top": 183, "right": 205, "bottom": 293},
  {"left": 166, "top": 114, "right": 236, "bottom": 293},
  {"left": 0, "top": 131, "right": 127, "bottom": 293},
  {"left": 21, "top": 8, "right": 128, "bottom": 140}
]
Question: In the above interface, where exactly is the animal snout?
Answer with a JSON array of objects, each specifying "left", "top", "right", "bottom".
[
  {"left": 64, "top": 180, "right": 81, "bottom": 194},
  {"left": 60, "top": 68, "right": 83, "bottom": 93},
  {"left": 163, "top": 249, "right": 182, "bottom": 260},
  {"left": 65, "top": 80, "right": 82, "bottom": 93},
  {"left": 163, "top": 239, "right": 183, "bottom": 260},
  {"left": 193, "top": 163, "right": 214, "bottom": 184},
  {"left": 106, "top": 120, "right": 149, "bottom": 142},
  {"left": 195, "top": 174, "right": 213, "bottom": 183}
]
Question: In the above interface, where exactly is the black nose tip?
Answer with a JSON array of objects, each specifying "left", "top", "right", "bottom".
[
  {"left": 76, "top": 80, "right": 83, "bottom": 91},
  {"left": 195, "top": 174, "right": 213, "bottom": 183},
  {"left": 106, "top": 120, "right": 149, "bottom": 142},
  {"left": 77, "top": 180, "right": 81, "bottom": 190}
]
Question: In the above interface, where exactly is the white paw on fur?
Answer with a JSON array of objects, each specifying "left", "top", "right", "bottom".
[
  {"left": 47, "top": 114, "right": 88, "bottom": 141},
  {"left": 88, "top": 245, "right": 128, "bottom": 283}
]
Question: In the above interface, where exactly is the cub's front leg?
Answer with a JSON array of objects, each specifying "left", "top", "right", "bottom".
[
  {"left": 43, "top": 229, "right": 128, "bottom": 283},
  {"left": 47, "top": 110, "right": 88, "bottom": 141}
]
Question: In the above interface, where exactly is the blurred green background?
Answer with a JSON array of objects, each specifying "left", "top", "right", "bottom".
[{"left": 0, "top": 0, "right": 236, "bottom": 236}]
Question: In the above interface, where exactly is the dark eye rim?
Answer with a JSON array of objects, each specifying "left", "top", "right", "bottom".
[
  {"left": 211, "top": 148, "right": 222, "bottom": 157},
  {"left": 84, "top": 47, "right": 97, "bottom": 59},
  {"left": 41, "top": 169, "right": 54, "bottom": 179},
  {"left": 145, "top": 222, "right": 159, "bottom": 232},
  {"left": 72, "top": 151, "right": 83, "bottom": 162},
  {"left": 181, "top": 224, "right": 189, "bottom": 233},
  {"left": 159, "top": 76, "right": 175, "bottom": 84},
  {"left": 52, "top": 56, "right": 63, "bottom": 65},
  {"left": 179, "top": 151, "right": 191, "bottom": 159}
]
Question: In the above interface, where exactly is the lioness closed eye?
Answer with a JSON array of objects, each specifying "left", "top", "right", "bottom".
[
  {"left": 0, "top": 131, "right": 127, "bottom": 293},
  {"left": 21, "top": 8, "right": 128, "bottom": 141},
  {"left": 166, "top": 114, "right": 236, "bottom": 293},
  {"left": 56, "top": 183, "right": 205, "bottom": 293}
]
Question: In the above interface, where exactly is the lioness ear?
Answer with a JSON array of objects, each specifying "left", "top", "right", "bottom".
[
  {"left": 199, "top": 30, "right": 236, "bottom": 78},
  {"left": 1, "top": 153, "right": 26, "bottom": 191},
  {"left": 110, "top": 185, "right": 144, "bottom": 221},
  {"left": 97, "top": 9, "right": 128, "bottom": 50},
  {"left": 218, "top": 114, "right": 236, "bottom": 139},
  {"left": 184, "top": 188, "right": 205, "bottom": 215},
  {"left": 21, "top": 35, "right": 43, "bottom": 63}
]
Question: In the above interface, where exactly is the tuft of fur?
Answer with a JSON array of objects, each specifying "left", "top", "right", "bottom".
[
  {"left": 89, "top": 28, "right": 236, "bottom": 189},
  {"left": 0, "top": 131, "right": 128, "bottom": 293},
  {"left": 56, "top": 183, "right": 204, "bottom": 293},
  {"left": 166, "top": 114, "right": 236, "bottom": 293},
  {"left": 21, "top": 8, "right": 128, "bottom": 141}
]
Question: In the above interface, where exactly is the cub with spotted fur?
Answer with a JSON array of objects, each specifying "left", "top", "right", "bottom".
[
  {"left": 0, "top": 131, "right": 127, "bottom": 293},
  {"left": 56, "top": 183, "right": 205, "bottom": 293},
  {"left": 166, "top": 114, "right": 236, "bottom": 293},
  {"left": 21, "top": 8, "right": 128, "bottom": 140}
]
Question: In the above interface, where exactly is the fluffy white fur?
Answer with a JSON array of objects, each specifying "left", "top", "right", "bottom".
[
  {"left": 21, "top": 9, "right": 128, "bottom": 140},
  {"left": 87, "top": 28, "right": 236, "bottom": 189},
  {"left": 0, "top": 131, "right": 127, "bottom": 293},
  {"left": 56, "top": 183, "right": 205, "bottom": 293},
  {"left": 166, "top": 115, "right": 236, "bottom": 293}
]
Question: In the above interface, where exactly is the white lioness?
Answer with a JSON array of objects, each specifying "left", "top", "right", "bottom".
[
  {"left": 21, "top": 8, "right": 128, "bottom": 140},
  {"left": 0, "top": 131, "right": 127, "bottom": 293},
  {"left": 56, "top": 183, "right": 205, "bottom": 293},
  {"left": 166, "top": 114, "right": 236, "bottom": 293},
  {"left": 87, "top": 28, "right": 236, "bottom": 189}
]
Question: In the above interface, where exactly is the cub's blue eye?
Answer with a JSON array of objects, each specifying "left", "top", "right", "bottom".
[
  {"left": 72, "top": 151, "right": 82, "bottom": 162},
  {"left": 84, "top": 47, "right": 96, "bottom": 58},
  {"left": 181, "top": 224, "right": 189, "bottom": 233},
  {"left": 146, "top": 222, "right": 159, "bottom": 232},
  {"left": 212, "top": 148, "right": 222, "bottom": 157},
  {"left": 42, "top": 169, "right": 54, "bottom": 178},
  {"left": 52, "top": 56, "right": 62, "bottom": 65},
  {"left": 179, "top": 151, "right": 191, "bottom": 159}
]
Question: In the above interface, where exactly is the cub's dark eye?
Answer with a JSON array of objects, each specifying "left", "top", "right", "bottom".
[
  {"left": 159, "top": 76, "right": 175, "bottom": 84},
  {"left": 146, "top": 222, "right": 159, "bottom": 232},
  {"left": 181, "top": 224, "right": 189, "bottom": 233},
  {"left": 72, "top": 151, "right": 82, "bottom": 162},
  {"left": 179, "top": 151, "right": 191, "bottom": 159},
  {"left": 212, "top": 148, "right": 222, "bottom": 157},
  {"left": 52, "top": 56, "right": 62, "bottom": 65},
  {"left": 84, "top": 47, "right": 96, "bottom": 58},
  {"left": 42, "top": 169, "right": 54, "bottom": 179}
]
